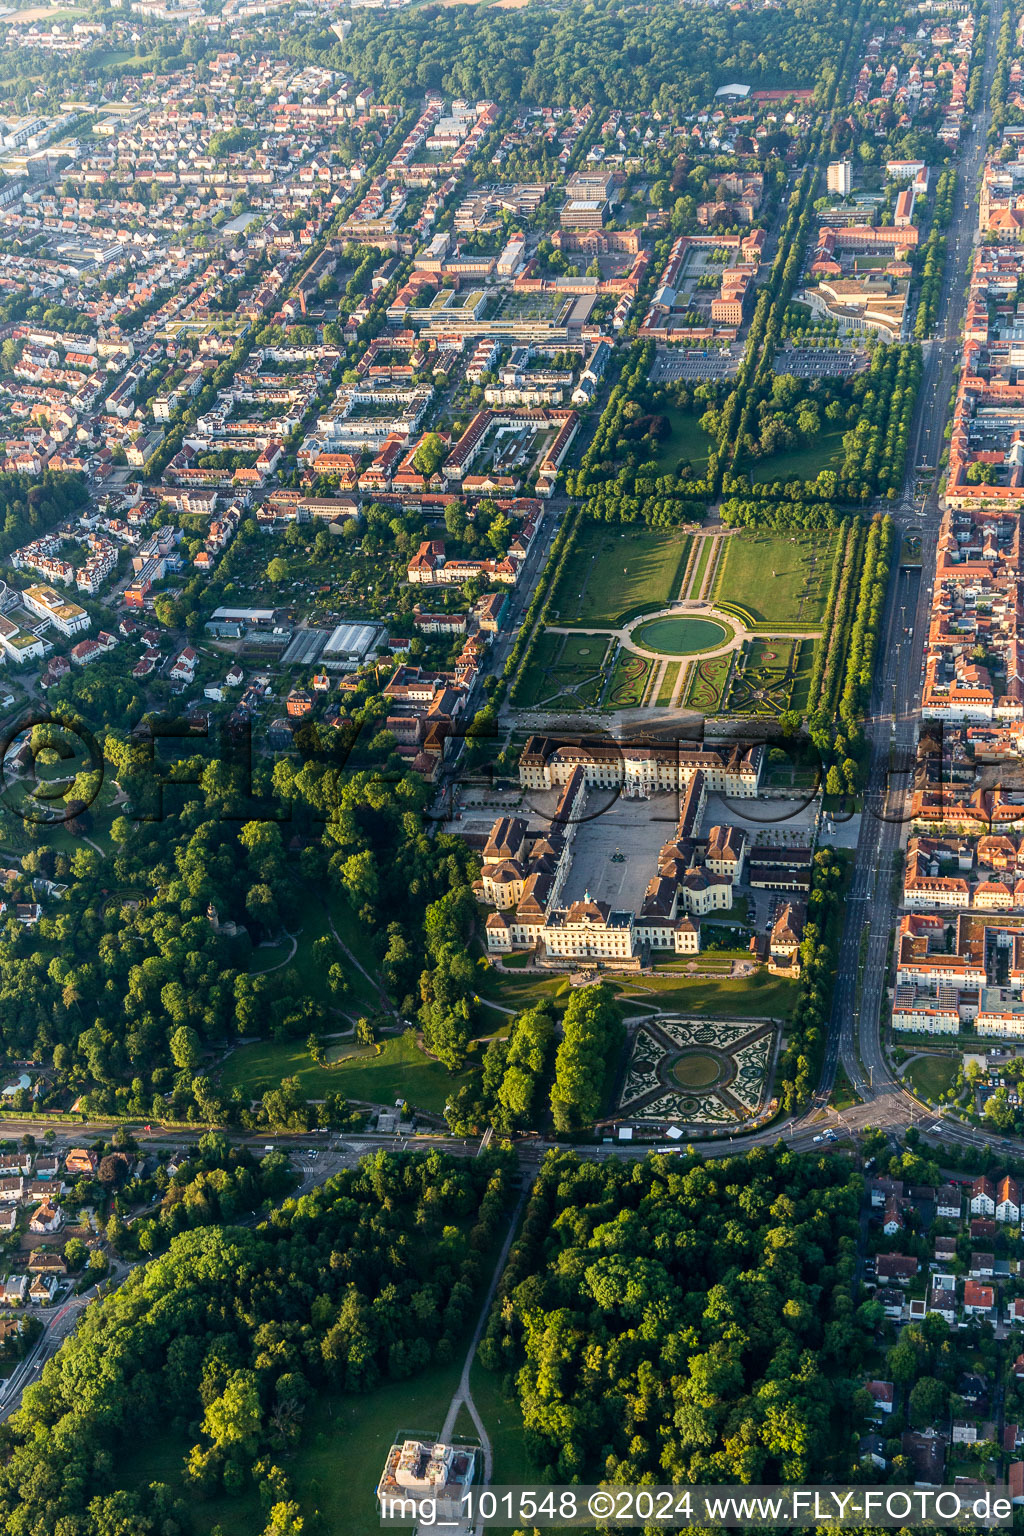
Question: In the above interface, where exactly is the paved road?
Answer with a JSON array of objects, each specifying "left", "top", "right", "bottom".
[{"left": 819, "top": 0, "right": 1002, "bottom": 1131}]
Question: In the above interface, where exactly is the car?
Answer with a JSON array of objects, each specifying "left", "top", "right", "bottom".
[
  {"left": 813, "top": 1134, "right": 824, "bottom": 1143},
  {"left": 825, "top": 1130, "right": 838, "bottom": 1143}
]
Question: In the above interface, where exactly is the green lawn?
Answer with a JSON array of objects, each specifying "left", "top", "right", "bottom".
[
  {"left": 551, "top": 524, "right": 692, "bottom": 627},
  {"left": 218, "top": 1031, "right": 472, "bottom": 1114},
  {"left": 605, "top": 648, "right": 653, "bottom": 708},
  {"left": 713, "top": 529, "right": 838, "bottom": 627},
  {"left": 652, "top": 405, "right": 714, "bottom": 477},
  {"left": 656, "top": 660, "right": 682, "bottom": 706},
  {"left": 632, "top": 615, "right": 729, "bottom": 656},
  {"left": 905, "top": 1054, "right": 958, "bottom": 1102},
  {"left": 688, "top": 536, "right": 713, "bottom": 597},
  {"left": 684, "top": 652, "right": 732, "bottom": 713},
  {"left": 515, "top": 630, "right": 610, "bottom": 710},
  {"left": 114, "top": 1362, "right": 467, "bottom": 1536},
  {"left": 789, "top": 638, "right": 818, "bottom": 715},
  {"left": 247, "top": 892, "right": 382, "bottom": 1014},
  {"left": 615, "top": 969, "right": 798, "bottom": 1019},
  {"left": 747, "top": 424, "right": 845, "bottom": 485},
  {"left": 473, "top": 959, "right": 571, "bottom": 1015}
]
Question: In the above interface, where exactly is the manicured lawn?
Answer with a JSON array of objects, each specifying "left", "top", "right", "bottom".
[
  {"left": 551, "top": 524, "right": 691, "bottom": 626},
  {"left": 713, "top": 529, "right": 838, "bottom": 627},
  {"left": 651, "top": 405, "right": 714, "bottom": 476},
  {"left": 218, "top": 1031, "right": 472, "bottom": 1114},
  {"left": 515, "top": 631, "right": 610, "bottom": 709},
  {"left": 683, "top": 652, "right": 732, "bottom": 712},
  {"left": 688, "top": 536, "right": 713, "bottom": 596},
  {"left": 656, "top": 660, "right": 682, "bottom": 706},
  {"left": 615, "top": 969, "right": 798, "bottom": 1018},
  {"left": 473, "top": 960, "right": 571, "bottom": 1015},
  {"left": 605, "top": 648, "right": 653, "bottom": 707},
  {"left": 905, "top": 1054, "right": 958, "bottom": 1102},
  {"left": 746, "top": 424, "right": 845, "bottom": 484},
  {"left": 632, "top": 615, "right": 729, "bottom": 656}
]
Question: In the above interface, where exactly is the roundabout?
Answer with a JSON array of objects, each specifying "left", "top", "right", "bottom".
[{"left": 631, "top": 614, "right": 731, "bottom": 655}]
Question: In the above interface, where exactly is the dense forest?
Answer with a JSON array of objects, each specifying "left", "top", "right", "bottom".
[
  {"left": 0, "top": 747, "right": 481, "bottom": 1123},
  {"left": 287, "top": 0, "right": 852, "bottom": 111},
  {"left": 481, "top": 1146, "right": 870, "bottom": 1484},
  {"left": 0, "top": 1147, "right": 513, "bottom": 1536}
]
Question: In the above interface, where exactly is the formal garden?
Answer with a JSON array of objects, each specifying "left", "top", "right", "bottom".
[{"left": 617, "top": 1016, "right": 777, "bottom": 1125}]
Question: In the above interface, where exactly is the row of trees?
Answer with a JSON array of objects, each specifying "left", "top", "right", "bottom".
[
  {"left": 777, "top": 846, "right": 847, "bottom": 1110},
  {"left": 837, "top": 344, "right": 922, "bottom": 501},
  {"left": 444, "top": 1005, "right": 555, "bottom": 1134},
  {"left": 807, "top": 519, "right": 861, "bottom": 718},
  {"left": 914, "top": 167, "right": 957, "bottom": 339},
  {"left": 549, "top": 983, "right": 624, "bottom": 1133},
  {"left": 838, "top": 513, "right": 895, "bottom": 732}
]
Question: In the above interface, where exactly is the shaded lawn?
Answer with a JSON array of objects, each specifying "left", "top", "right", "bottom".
[
  {"left": 552, "top": 524, "right": 691, "bottom": 626},
  {"left": 746, "top": 424, "right": 845, "bottom": 484},
  {"left": 614, "top": 969, "right": 798, "bottom": 1018},
  {"left": 218, "top": 1032, "right": 473, "bottom": 1114},
  {"left": 115, "top": 1363, "right": 467, "bottom": 1536},
  {"left": 651, "top": 405, "right": 713, "bottom": 476}
]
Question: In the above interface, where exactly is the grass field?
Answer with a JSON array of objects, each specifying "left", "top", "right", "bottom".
[
  {"left": 551, "top": 524, "right": 691, "bottom": 627},
  {"left": 115, "top": 1362, "right": 468, "bottom": 1536},
  {"left": 656, "top": 660, "right": 682, "bottom": 706},
  {"left": 616, "top": 969, "right": 798, "bottom": 1018},
  {"left": 684, "top": 652, "right": 732, "bottom": 712},
  {"left": 904, "top": 1054, "right": 958, "bottom": 1102},
  {"left": 514, "top": 630, "right": 610, "bottom": 709},
  {"left": 688, "top": 536, "right": 713, "bottom": 597},
  {"left": 714, "top": 529, "right": 837, "bottom": 627},
  {"left": 747, "top": 424, "right": 845, "bottom": 484},
  {"left": 651, "top": 405, "right": 714, "bottom": 477},
  {"left": 218, "top": 1031, "right": 472, "bottom": 1113},
  {"left": 789, "top": 638, "right": 818, "bottom": 715},
  {"left": 473, "top": 960, "right": 571, "bottom": 1015}
]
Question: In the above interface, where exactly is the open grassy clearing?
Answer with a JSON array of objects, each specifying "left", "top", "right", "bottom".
[
  {"left": 904, "top": 1053, "right": 958, "bottom": 1102},
  {"left": 614, "top": 969, "right": 798, "bottom": 1018},
  {"left": 713, "top": 529, "right": 837, "bottom": 627},
  {"left": 651, "top": 405, "right": 714, "bottom": 477},
  {"left": 115, "top": 1362, "right": 467, "bottom": 1536},
  {"left": 550, "top": 524, "right": 691, "bottom": 627},
  {"left": 746, "top": 424, "right": 845, "bottom": 484},
  {"left": 218, "top": 1030, "right": 472, "bottom": 1113}
]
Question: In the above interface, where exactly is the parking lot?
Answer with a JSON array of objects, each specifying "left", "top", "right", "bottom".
[
  {"left": 774, "top": 345, "right": 868, "bottom": 378},
  {"left": 651, "top": 344, "right": 744, "bottom": 381}
]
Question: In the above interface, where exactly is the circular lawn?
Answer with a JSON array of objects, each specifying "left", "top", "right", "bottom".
[
  {"left": 671, "top": 1051, "right": 725, "bottom": 1089},
  {"left": 632, "top": 615, "right": 730, "bottom": 655}
]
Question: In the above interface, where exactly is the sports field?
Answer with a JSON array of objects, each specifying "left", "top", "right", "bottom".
[
  {"left": 713, "top": 529, "right": 837, "bottom": 627},
  {"left": 551, "top": 524, "right": 691, "bottom": 627}
]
